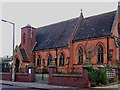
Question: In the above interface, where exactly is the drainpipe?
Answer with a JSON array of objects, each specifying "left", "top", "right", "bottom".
[
  {"left": 55, "top": 48, "right": 58, "bottom": 66},
  {"left": 107, "top": 36, "right": 109, "bottom": 64},
  {"left": 118, "top": 1, "right": 120, "bottom": 60}
]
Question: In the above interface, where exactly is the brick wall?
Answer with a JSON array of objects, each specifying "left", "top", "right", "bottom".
[
  {"left": 35, "top": 48, "right": 70, "bottom": 73},
  {"left": 0, "top": 68, "right": 35, "bottom": 82},
  {"left": 49, "top": 67, "right": 90, "bottom": 88},
  {"left": 0, "top": 73, "right": 12, "bottom": 81},
  {"left": 15, "top": 73, "right": 35, "bottom": 82}
]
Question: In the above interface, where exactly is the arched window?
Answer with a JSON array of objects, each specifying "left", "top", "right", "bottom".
[
  {"left": 59, "top": 52, "right": 64, "bottom": 66},
  {"left": 48, "top": 53, "right": 52, "bottom": 66},
  {"left": 98, "top": 44, "right": 104, "bottom": 63},
  {"left": 37, "top": 55, "right": 41, "bottom": 66},
  {"left": 23, "top": 33, "right": 26, "bottom": 44},
  {"left": 78, "top": 47, "right": 83, "bottom": 64}
]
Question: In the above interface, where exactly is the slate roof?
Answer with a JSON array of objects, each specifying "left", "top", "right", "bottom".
[
  {"left": 73, "top": 11, "right": 116, "bottom": 40},
  {"left": 20, "top": 48, "right": 29, "bottom": 62},
  {"left": 33, "top": 11, "right": 116, "bottom": 51},
  {"left": 33, "top": 18, "right": 78, "bottom": 51}
]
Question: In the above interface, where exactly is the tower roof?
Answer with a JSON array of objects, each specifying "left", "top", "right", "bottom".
[{"left": 21, "top": 24, "right": 36, "bottom": 29}]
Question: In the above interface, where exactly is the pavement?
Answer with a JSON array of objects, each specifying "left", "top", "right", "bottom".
[
  {"left": 0, "top": 80, "right": 120, "bottom": 90},
  {"left": 0, "top": 80, "right": 79, "bottom": 90},
  {"left": 92, "top": 84, "right": 120, "bottom": 89}
]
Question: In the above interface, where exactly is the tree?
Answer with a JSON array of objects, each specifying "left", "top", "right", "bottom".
[
  {"left": 84, "top": 41, "right": 97, "bottom": 60},
  {"left": 82, "top": 41, "right": 97, "bottom": 68}
]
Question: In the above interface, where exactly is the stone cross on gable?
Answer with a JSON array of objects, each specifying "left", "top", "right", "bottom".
[{"left": 81, "top": 9, "right": 83, "bottom": 13}]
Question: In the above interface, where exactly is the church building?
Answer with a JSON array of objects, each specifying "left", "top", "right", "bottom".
[{"left": 14, "top": 3, "right": 120, "bottom": 73}]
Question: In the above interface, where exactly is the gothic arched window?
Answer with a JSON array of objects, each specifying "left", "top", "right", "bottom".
[
  {"left": 48, "top": 53, "right": 52, "bottom": 66},
  {"left": 37, "top": 55, "right": 41, "bottom": 66},
  {"left": 78, "top": 47, "right": 83, "bottom": 64},
  {"left": 98, "top": 44, "right": 104, "bottom": 64},
  {"left": 59, "top": 52, "right": 64, "bottom": 66},
  {"left": 23, "top": 33, "right": 26, "bottom": 44}
]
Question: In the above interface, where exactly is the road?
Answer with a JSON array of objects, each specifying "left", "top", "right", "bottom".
[{"left": 0, "top": 83, "right": 42, "bottom": 90}]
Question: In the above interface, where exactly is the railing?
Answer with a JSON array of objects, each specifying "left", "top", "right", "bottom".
[
  {"left": 1, "top": 67, "right": 29, "bottom": 74},
  {"left": 2, "top": 67, "right": 11, "bottom": 73}
]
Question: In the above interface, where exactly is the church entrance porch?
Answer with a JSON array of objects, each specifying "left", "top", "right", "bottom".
[{"left": 15, "top": 58, "right": 20, "bottom": 73}]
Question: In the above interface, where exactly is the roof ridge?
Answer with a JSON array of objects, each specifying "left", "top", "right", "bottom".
[
  {"left": 37, "top": 10, "right": 116, "bottom": 30},
  {"left": 37, "top": 17, "right": 79, "bottom": 29},
  {"left": 84, "top": 10, "right": 116, "bottom": 19}
]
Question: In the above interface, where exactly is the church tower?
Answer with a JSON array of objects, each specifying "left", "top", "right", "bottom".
[{"left": 21, "top": 24, "right": 36, "bottom": 62}]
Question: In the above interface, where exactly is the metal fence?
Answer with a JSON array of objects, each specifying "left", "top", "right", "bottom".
[
  {"left": 2, "top": 67, "right": 10, "bottom": 73},
  {"left": 2, "top": 63, "right": 10, "bottom": 73}
]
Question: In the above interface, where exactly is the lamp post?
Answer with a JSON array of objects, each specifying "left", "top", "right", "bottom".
[{"left": 1, "top": 19, "right": 15, "bottom": 81}]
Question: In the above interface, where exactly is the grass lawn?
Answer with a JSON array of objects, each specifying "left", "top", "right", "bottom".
[{"left": 35, "top": 74, "right": 49, "bottom": 78}]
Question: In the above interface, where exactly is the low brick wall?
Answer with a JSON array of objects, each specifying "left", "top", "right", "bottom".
[
  {"left": 0, "top": 73, "right": 12, "bottom": 81},
  {"left": 15, "top": 73, "right": 35, "bottom": 82},
  {"left": 0, "top": 73, "right": 35, "bottom": 82},
  {"left": 0, "top": 68, "right": 35, "bottom": 82},
  {"left": 49, "top": 68, "right": 90, "bottom": 88}
]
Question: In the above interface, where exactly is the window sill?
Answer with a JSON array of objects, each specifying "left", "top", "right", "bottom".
[
  {"left": 78, "top": 62, "right": 83, "bottom": 65},
  {"left": 73, "top": 63, "right": 83, "bottom": 65},
  {"left": 59, "top": 65, "right": 64, "bottom": 67},
  {"left": 97, "top": 62, "right": 103, "bottom": 64}
]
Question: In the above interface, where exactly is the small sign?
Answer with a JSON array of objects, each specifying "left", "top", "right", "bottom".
[{"left": 29, "top": 69, "right": 31, "bottom": 74}]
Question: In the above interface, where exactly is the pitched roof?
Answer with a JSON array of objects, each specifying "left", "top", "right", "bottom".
[
  {"left": 73, "top": 11, "right": 116, "bottom": 41},
  {"left": 20, "top": 48, "right": 29, "bottom": 62},
  {"left": 33, "top": 18, "right": 78, "bottom": 51},
  {"left": 33, "top": 10, "right": 116, "bottom": 51}
]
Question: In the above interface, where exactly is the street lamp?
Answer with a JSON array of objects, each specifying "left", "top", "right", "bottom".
[{"left": 1, "top": 19, "right": 15, "bottom": 81}]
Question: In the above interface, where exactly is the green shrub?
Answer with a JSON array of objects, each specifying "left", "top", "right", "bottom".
[
  {"left": 97, "top": 70, "right": 107, "bottom": 84},
  {"left": 88, "top": 67, "right": 107, "bottom": 85}
]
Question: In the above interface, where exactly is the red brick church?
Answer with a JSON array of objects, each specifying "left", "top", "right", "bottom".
[{"left": 14, "top": 4, "right": 120, "bottom": 73}]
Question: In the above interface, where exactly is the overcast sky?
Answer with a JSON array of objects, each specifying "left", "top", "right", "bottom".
[{"left": 0, "top": 1, "right": 118, "bottom": 57}]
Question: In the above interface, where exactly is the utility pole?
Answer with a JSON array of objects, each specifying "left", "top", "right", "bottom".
[{"left": 1, "top": 19, "right": 15, "bottom": 81}]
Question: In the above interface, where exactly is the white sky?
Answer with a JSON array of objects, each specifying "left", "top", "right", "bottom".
[{"left": 0, "top": 1, "right": 119, "bottom": 57}]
